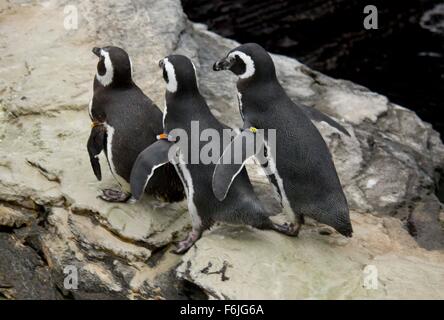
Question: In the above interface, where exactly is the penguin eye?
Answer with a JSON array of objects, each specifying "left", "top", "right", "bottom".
[
  {"left": 231, "top": 56, "right": 246, "bottom": 75},
  {"left": 162, "top": 67, "right": 169, "bottom": 83},
  {"left": 97, "top": 57, "right": 106, "bottom": 76}
]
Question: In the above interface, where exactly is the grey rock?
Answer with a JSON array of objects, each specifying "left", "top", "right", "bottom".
[
  {"left": 0, "top": 232, "right": 62, "bottom": 300},
  {"left": 0, "top": 205, "right": 36, "bottom": 228},
  {"left": 178, "top": 213, "right": 444, "bottom": 299}
]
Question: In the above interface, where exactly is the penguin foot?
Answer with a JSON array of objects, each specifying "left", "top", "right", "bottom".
[
  {"left": 99, "top": 189, "right": 131, "bottom": 203},
  {"left": 172, "top": 230, "right": 201, "bottom": 254},
  {"left": 272, "top": 222, "right": 300, "bottom": 237},
  {"left": 127, "top": 197, "right": 137, "bottom": 204}
]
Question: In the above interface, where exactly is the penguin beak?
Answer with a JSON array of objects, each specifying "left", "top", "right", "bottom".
[
  {"left": 158, "top": 59, "right": 165, "bottom": 69},
  {"left": 92, "top": 47, "right": 101, "bottom": 57},
  {"left": 213, "top": 56, "right": 234, "bottom": 71}
]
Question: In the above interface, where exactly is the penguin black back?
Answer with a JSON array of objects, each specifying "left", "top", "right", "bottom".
[
  {"left": 129, "top": 54, "right": 300, "bottom": 253},
  {"left": 87, "top": 46, "right": 184, "bottom": 202},
  {"left": 212, "top": 43, "right": 353, "bottom": 237}
]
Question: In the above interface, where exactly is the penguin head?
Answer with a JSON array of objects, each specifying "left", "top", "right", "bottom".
[
  {"left": 92, "top": 46, "right": 133, "bottom": 87},
  {"left": 213, "top": 43, "right": 276, "bottom": 81},
  {"left": 158, "top": 55, "right": 198, "bottom": 94}
]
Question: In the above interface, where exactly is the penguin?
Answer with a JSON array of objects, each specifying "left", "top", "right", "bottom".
[
  {"left": 87, "top": 46, "right": 184, "bottom": 203},
  {"left": 129, "top": 55, "right": 297, "bottom": 254},
  {"left": 212, "top": 43, "right": 353, "bottom": 237}
]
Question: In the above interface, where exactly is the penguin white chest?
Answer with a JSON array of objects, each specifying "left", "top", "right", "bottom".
[
  {"left": 176, "top": 153, "right": 201, "bottom": 229},
  {"left": 104, "top": 123, "right": 130, "bottom": 192},
  {"left": 263, "top": 140, "right": 294, "bottom": 221},
  {"left": 162, "top": 101, "right": 168, "bottom": 128},
  {"left": 88, "top": 99, "right": 93, "bottom": 119},
  {"left": 237, "top": 92, "right": 245, "bottom": 121}
]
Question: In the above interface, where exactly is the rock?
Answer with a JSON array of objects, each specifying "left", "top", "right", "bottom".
[
  {"left": 0, "top": 0, "right": 443, "bottom": 299},
  {"left": 42, "top": 207, "right": 198, "bottom": 299},
  {"left": 321, "top": 85, "right": 389, "bottom": 125},
  {"left": 178, "top": 212, "right": 444, "bottom": 299},
  {"left": 0, "top": 232, "right": 62, "bottom": 300},
  {"left": 0, "top": 205, "right": 36, "bottom": 228}
]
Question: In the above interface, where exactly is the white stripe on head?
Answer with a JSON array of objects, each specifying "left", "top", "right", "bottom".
[
  {"left": 96, "top": 49, "right": 114, "bottom": 86},
  {"left": 129, "top": 57, "right": 134, "bottom": 75},
  {"left": 163, "top": 58, "right": 178, "bottom": 93},
  {"left": 190, "top": 60, "right": 199, "bottom": 88},
  {"left": 228, "top": 51, "right": 255, "bottom": 79}
]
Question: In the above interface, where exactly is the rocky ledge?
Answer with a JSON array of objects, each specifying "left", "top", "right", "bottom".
[{"left": 0, "top": 0, "right": 443, "bottom": 299}]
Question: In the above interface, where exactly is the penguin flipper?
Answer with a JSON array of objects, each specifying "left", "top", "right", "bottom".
[
  {"left": 299, "top": 104, "right": 350, "bottom": 136},
  {"left": 130, "top": 140, "right": 175, "bottom": 201},
  {"left": 212, "top": 129, "right": 262, "bottom": 201},
  {"left": 87, "top": 125, "right": 106, "bottom": 181}
]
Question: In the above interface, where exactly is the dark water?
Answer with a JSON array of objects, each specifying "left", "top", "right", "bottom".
[{"left": 182, "top": 0, "right": 444, "bottom": 137}]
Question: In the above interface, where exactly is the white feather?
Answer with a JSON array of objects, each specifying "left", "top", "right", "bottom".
[
  {"left": 140, "top": 163, "right": 166, "bottom": 197},
  {"left": 129, "top": 57, "right": 134, "bottom": 75},
  {"left": 191, "top": 60, "right": 199, "bottom": 87},
  {"left": 163, "top": 58, "right": 178, "bottom": 93},
  {"left": 229, "top": 51, "right": 255, "bottom": 79},
  {"left": 105, "top": 123, "right": 130, "bottom": 192},
  {"left": 96, "top": 50, "right": 114, "bottom": 87},
  {"left": 237, "top": 92, "right": 245, "bottom": 120},
  {"left": 263, "top": 140, "right": 294, "bottom": 222}
]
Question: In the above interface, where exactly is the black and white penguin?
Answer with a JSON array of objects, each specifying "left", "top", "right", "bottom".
[
  {"left": 212, "top": 43, "right": 353, "bottom": 237},
  {"left": 129, "top": 55, "right": 296, "bottom": 253},
  {"left": 87, "top": 46, "right": 184, "bottom": 202}
]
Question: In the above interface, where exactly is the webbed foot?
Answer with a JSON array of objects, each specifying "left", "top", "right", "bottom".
[
  {"left": 98, "top": 189, "right": 131, "bottom": 203},
  {"left": 272, "top": 222, "right": 301, "bottom": 237},
  {"left": 172, "top": 230, "right": 201, "bottom": 254}
]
